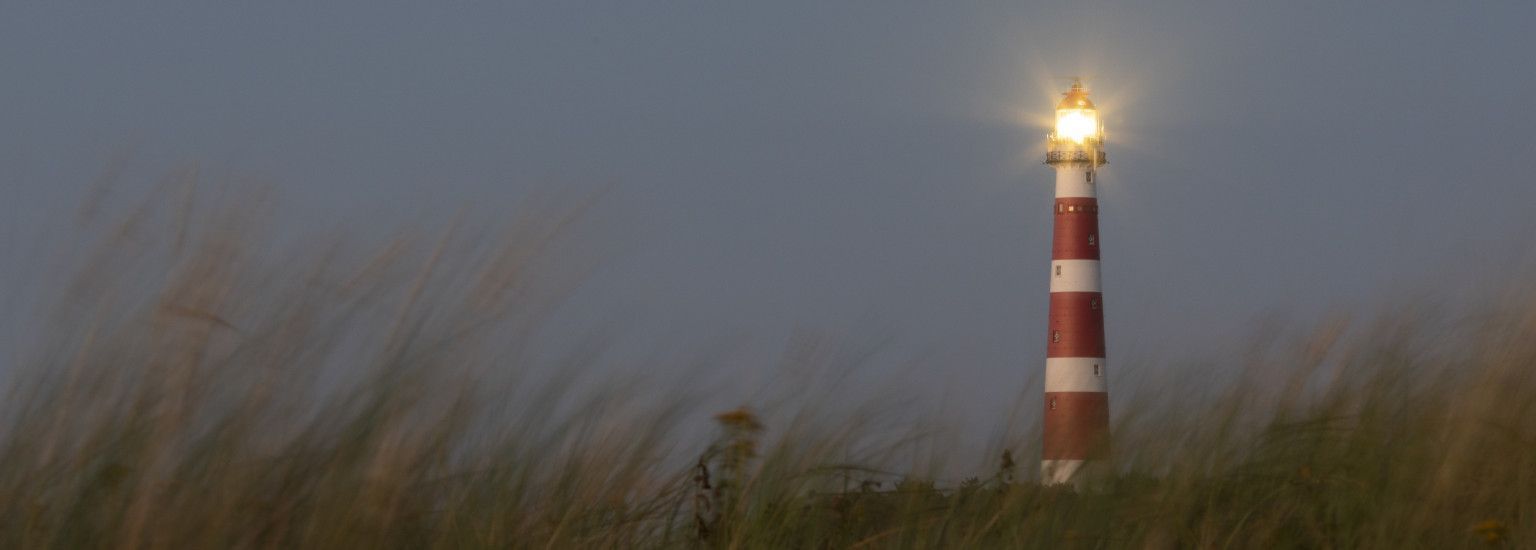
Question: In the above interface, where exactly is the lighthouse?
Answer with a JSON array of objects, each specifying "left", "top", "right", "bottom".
[{"left": 1041, "top": 79, "right": 1110, "bottom": 487}]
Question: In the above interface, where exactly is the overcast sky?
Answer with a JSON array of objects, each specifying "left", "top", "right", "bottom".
[{"left": 4, "top": 2, "right": 1536, "bottom": 442}]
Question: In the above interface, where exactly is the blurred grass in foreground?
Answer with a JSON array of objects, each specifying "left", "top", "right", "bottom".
[{"left": 4, "top": 182, "right": 1535, "bottom": 549}]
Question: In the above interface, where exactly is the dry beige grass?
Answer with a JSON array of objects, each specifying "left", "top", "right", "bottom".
[{"left": 4, "top": 180, "right": 1534, "bottom": 548}]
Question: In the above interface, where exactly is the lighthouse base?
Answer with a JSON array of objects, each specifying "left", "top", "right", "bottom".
[{"left": 1041, "top": 459, "right": 1109, "bottom": 490}]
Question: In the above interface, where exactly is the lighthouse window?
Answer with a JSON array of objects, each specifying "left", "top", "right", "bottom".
[
  {"left": 1091, "top": 298, "right": 1100, "bottom": 310},
  {"left": 1049, "top": 397, "right": 1058, "bottom": 410},
  {"left": 1086, "top": 172, "right": 1094, "bottom": 183},
  {"left": 1054, "top": 265, "right": 1062, "bottom": 277},
  {"left": 1057, "top": 203, "right": 1064, "bottom": 214},
  {"left": 1093, "top": 364, "right": 1101, "bottom": 376},
  {"left": 1051, "top": 331, "right": 1061, "bottom": 343},
  {"left": 1087, "top": 234, "right": 1097, "bottom": 246}
]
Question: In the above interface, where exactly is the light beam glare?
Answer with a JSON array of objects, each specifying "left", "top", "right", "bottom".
[{"left": 1055, "top": 109, "right": 1099, "bottom": 143}]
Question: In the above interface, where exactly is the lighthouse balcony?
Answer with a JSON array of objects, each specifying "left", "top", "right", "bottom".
[
  {"left": 1046, "top": 136, "right": 1106, "bottom": 165},
  {"left": 1045, "top": 149, "right": 1107, "bottom": 165}
]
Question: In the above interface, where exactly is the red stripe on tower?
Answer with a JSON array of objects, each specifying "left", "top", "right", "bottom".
[
  {"left": 1051, "top": 198, "right": 1100, "bottom": 260},
  {"left": 1047, "top": 293, "right": 1105, "bottom": 358},
  {"left": 1041, "top": 79, "right": 1110, "bottom": 488}
]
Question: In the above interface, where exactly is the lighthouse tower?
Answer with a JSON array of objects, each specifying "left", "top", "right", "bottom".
[{"left": 1041, "top": 79, "right": 1110, "bottom": 487}]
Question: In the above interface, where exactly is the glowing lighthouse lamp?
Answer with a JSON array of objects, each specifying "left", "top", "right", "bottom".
[
  {"left": 1040, "top": 79, "right": 1111, "bottom": 488},
  {"left": 1054, "top": 106, "right": 1100, "bottom": 144}
]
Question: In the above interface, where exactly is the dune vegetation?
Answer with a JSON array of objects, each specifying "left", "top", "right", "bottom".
[{"left": 3, "top": 185, "right": 1532, "bottom": 549}]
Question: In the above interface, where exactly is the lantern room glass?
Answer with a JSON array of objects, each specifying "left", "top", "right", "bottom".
[{"left": 1055, "top": 108, "right": 1099, "bottom": 143}]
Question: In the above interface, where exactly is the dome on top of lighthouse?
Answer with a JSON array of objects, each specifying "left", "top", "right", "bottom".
[{"left": 1057, "top": 80, "right": 1095, "bottom": 110}]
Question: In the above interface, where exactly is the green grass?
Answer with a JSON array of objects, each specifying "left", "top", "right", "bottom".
[{"left": 3, "top": 187, "right": 1533, "bottom": 548}]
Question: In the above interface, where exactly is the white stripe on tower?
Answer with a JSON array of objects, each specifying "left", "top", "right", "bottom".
[
  {"left": 1053, "top": 165, "right": 1096, "bottom": 198},
  {"left": 1049, "top": 260, "right": 1101, "bottom": 293},
  {"left": 1044, "top": 358, "right": 1108, "bottom": 392}
]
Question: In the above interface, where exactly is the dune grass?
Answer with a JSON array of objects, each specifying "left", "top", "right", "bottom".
[{"left": 3, "top": 185, "right": 1533, "bottom": 548}]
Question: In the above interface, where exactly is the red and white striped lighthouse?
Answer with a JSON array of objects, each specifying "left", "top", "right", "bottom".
[{"left": 1041, "top": 79, "right": 1110, "bottom": 487}]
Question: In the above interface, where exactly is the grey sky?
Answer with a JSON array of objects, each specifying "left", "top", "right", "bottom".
[{"left": 4, "top": 3, "right": 1536, "bottom": 440}]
